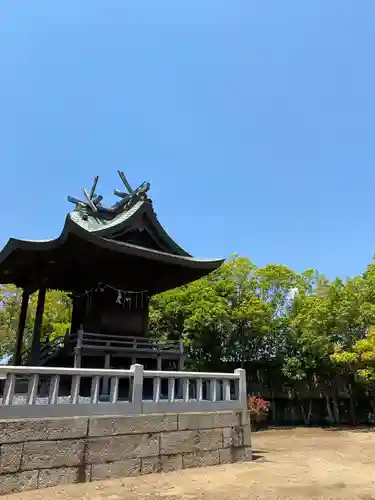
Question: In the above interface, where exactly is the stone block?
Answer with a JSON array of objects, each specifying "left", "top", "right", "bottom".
[
  {"left": 160, "top": 454, "right": 183, "bottom": 472},
  {"left": 141, "top": 457, "right": 161, "bottom": 474},
  {"left": 197, "top": 429, "right": 223, "bottom": 451},
  {"left": 160, "top": 430, "right": 199, "bottom": 455},
  {"left": 0, "top": 443, "right": 23, "bottom": 473},
  {"left": 239, "top": 410, "right": 251, "bottom": 427},
  {"left": 22, "top": 439, "right": 85, "bottom": 470},
  {"left": 87, "top": 434, "right": 159, "bottom": 463},
  {"left": 0, "top": 470, "right": 38, "bottom": 495},
  {"left": 212, "top": 412, "right": 240, "bottom": 429},
  {"left": 90, "top": 459, "right": 141, "bottom": 481},
  {"left": 38, "top": 467, "right": 82, "bottom": 488},
  {"left": 85, "top": 464, "right": 92, "bottom": 482},
  {"left": 183, "top": 449, "right": 219, "bottom": 469},
  {"left": 0, "top": 417, "right": 88, "bottom": 444},
  {"left": 219, "top": 447, "right": 232, "bottom": 464},
  {"left": 242, "top": 424, "right": 251, "bottom": 447},
  {"left": 222, "top": 426, "right": 242, "bottom": 448},
  {"left": 89, "top": 414, "right": 177, "bottom": 437},
  {"left": 178, "top": 411, "right": 239, "bottom": 431},
  {"left": 178, "top": 413, "right": 213, "bottom": 430},
  {"left": 232, "top": 446, "right": 252, "bottom": 462}
]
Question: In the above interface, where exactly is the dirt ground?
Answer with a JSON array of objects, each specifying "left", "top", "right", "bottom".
[{"left": 4, "top": 427, "right": 375, "bottom": 500}]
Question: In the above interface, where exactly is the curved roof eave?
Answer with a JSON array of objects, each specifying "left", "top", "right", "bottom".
[
  {"left": 0, "top": 216, "right": 224, "bottom": 271},
  {"left": 143, "top": 204, "right": 191, "bottom": 257}
]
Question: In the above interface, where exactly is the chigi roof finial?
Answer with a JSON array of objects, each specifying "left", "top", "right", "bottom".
[
  {"left": 67, "top": 171, "right": 151, "bottom": 221},
  {"left": 67, "top": 175, "right": 103, "bottom": 220}
]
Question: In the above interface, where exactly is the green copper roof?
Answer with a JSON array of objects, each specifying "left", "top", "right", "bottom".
[
  {"left": 67, "top": 172, "right": 191, "bottom": 256},
  {"left": 67, "top": 171, "right": 151, "bottom": 231},
  {"left": 69, "top": 199, "right": 144, "bottom": 233}
]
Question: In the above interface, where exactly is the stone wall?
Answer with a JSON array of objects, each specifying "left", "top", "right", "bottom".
[{"left": 0, "top": 410, "right": 251, "bottom": 495}]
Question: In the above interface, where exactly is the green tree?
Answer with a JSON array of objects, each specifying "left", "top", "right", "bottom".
[
  {"left": 332, "top": 327, "right": 375, "bottom": 419},
  {"left": 0, "top": 285, "right": 72, "bottom": 361},
  {"left": 149, "top": 256, "right": 273, "bottom": 370},
  {"left": 0, "top": 285, "right": 21, "bottom": 359},
  {"left": 149, "top": 256, "right": 312, "bottom": 371},
  {"left": 284, "top": 273, "right": 375, "bottom": 424}
]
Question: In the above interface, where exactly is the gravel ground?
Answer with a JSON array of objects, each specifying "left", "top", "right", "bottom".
[
  {"left": 0, "top": 396, "right": 92, "bottom": 405},
  {"left": 3, "top": 427, "right": 375, "bottom": 500}
]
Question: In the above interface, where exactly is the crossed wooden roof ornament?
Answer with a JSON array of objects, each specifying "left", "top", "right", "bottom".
[{"left": 67, "top": 171, "right": 150, "bottom": 220}]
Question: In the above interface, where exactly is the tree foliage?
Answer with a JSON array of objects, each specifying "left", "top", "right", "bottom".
[
  {"left": 149, "top": 255, "right": 375, "bottom": 421},
  {"left": 0, "top": 287, "right": 72, "bottom": 360}
]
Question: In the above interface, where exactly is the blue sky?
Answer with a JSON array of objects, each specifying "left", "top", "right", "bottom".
[{"left": 1, "top": 1, "right": 375, "bottom": 280}]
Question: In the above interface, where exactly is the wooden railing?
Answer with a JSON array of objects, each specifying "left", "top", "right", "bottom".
[
  {"left": 0, "top": 365, "right": 247, "bottom": 419},
  {"left": 19, "top": 332, "right": 183, "bottom": 367},
  {"left": 75, "top": 331, "right": 183, "bottom": 353}
]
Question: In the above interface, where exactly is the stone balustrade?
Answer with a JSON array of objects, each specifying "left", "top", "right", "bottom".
[{"left": 0, "top": 364, "right": 247, "bottom": 419}]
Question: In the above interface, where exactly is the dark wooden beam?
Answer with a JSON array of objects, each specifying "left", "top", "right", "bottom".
[
  {"left": 30, "top": 286, "right": 46, "bottom": 365},
  {"left": 13, "top": 289, "right": 30, "bottom": 365},
  {"left": 142, "top": 292, "right": 149, "bottom": 335}
]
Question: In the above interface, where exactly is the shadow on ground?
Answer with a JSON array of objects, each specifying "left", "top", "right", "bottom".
[
  {"left": 323, "top": 425, "right": 375, "bottom": 433},
  {"left": 261, "top": 424, "right": 375, "bottom": 434},
  {"left": 251, "top": 449, "right": 269, "bottom": 462}
]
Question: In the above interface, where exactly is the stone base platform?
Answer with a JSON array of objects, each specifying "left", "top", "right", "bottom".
[{"left": 0, "top": 410, "right": 251, "bottom": 495}]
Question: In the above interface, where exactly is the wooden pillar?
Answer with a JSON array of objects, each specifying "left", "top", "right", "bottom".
[
  {"left": 30, "top": 287, "right": 46, "bottom": 365},
  {"left": 141, "top": 292, "right": 149, "bottom": 335},
  {"left": 74, "top": 329, "right": 83, "bottom": 368},
  {"left": 13, "top": 289, "right": 30, "bottom": 366},
  {"left": 176, "top": 339, "right": 185, "bottom": 398},
  {"left": 178, "top": 339, "right": 185, "bottom": 371},
  {"left": 131, "top": 339, "right": 137, "bottom": 367},
  {"left": 70, "top": 298, "right": 83, "bottom": 335},
  {"left": 101, "top": 346, "right": 111, "bottom": 396},
  {"left": 157, "top": 355, "right": 162, "bottom": 371}
]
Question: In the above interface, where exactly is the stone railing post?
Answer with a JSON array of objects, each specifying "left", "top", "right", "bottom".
[
  {"left": 131, "top": 363, "right": 144, "bottom": 414},
  {"left": 234, "top": 368, "right": 247, "bottom": 410}
]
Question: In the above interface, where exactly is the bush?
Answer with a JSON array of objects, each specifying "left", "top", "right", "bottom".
[{"left": 248, "top": 395, "right": 270, "bottom": 424}]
